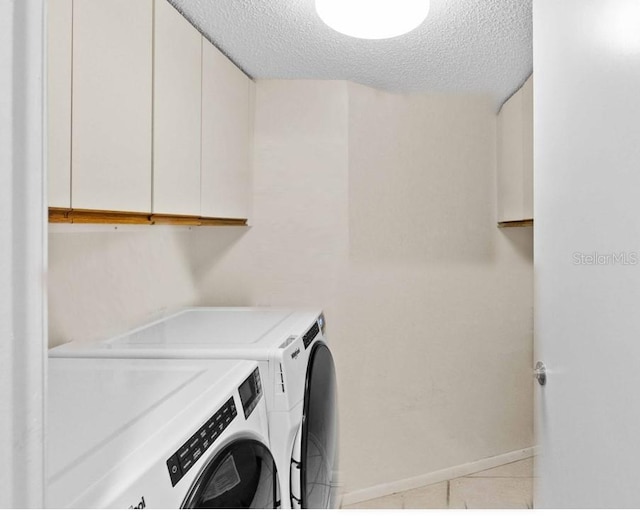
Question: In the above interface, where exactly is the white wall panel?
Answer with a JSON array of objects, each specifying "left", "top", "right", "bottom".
[{"left": 0, "top": 0, "right": 47, "bottom": 507}]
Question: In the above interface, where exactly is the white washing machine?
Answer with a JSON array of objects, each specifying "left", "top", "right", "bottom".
[
  {"left": 50, "top": 307, "right": 339, "bottom": 509},
  {"left": 47, "top": 357, "right": 280, "bottom": 509}
]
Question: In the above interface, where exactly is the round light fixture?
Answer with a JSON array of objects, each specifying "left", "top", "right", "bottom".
[{"left": 315, "top": 0, "right": 430, "bottom": 40}]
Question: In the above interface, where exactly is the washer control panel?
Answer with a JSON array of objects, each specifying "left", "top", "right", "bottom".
[
  {"left": 302, "top": 322, "right": 320, "bottom": 349},
  {"left": 166, "top": 397, "right": 237, "bottom": 487}
]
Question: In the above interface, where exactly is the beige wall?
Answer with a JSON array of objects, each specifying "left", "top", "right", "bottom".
[
  {"left": 344, "top": 83, "right": 533, "bottom": 490},
  {"left": 194, "top": 80, "right": 534, "bottom": 493},
  {"left": 48, "top": 79, "right": 533, "bottom": 495},
  {"left": 48, "top": 227, "right": 205, "bottom": 347}
]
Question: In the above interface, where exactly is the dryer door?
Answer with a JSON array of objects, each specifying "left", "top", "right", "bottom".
[
  {"left": 292, "top": 342, "right": 338, "bottom": 509},
  {"left": 183, "top": 439, "right": 280, "bottom": 509}
]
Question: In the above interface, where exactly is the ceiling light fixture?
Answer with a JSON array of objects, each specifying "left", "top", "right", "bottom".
[{"left": 315, "top": 0, "right": 430, "bottom": 40}]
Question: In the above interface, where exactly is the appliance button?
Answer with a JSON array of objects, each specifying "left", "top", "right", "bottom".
[
  {"left": 192, "top": 447, "right": 203, "bottom": 462},
  {"left": 178, "top": 445, "right": 190, "bottom": 460},
  {"left": 180, "top": 456, "right": 194, "bottom": 473},
  {"left": 189, "top": 436, "right": 199, "bottom": 450},
  {"left": 167, "top": 454, "right": 182, "bottom": 486}
]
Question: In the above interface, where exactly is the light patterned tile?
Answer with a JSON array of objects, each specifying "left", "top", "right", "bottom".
[
  {"left": 402, "top": 481, "right": 448, "bottom": 509},
  {"left": 342, "top": 492, "right": 404, "bottom": 509},
  {"left": 470, "top": 458, "right": 534, "bottom": 478},
  {"left": 449, "top": 477, "right": 533, "bottom": 509}
]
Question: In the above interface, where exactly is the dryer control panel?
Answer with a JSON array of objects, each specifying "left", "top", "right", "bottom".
[
  {"left": 302, "top": 322, "right": 320, "bottom": 349},
  {"left": 166, "top": 397, "right": 237, "bottom": 487},
  {"left": 238, "top": 367, "right": 262, "bottom": 419}
]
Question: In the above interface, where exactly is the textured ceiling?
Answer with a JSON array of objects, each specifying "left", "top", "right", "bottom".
[{"left": 167, "top": 0, "right": 532, "bottom": 110}]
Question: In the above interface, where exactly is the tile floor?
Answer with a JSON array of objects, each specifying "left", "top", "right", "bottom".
[{"left": 342, "top": 458, "right": 534, "bottom": 510}]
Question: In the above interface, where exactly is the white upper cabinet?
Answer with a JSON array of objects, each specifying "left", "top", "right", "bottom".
[
  {"left": 72, "top": 0, "right": 153, "bottom": 212},
  {"left": 153, "top": 0, "right": 202, "bottom": 216},
  {"left": 47, "top": 0, "right": 251, "bottom": 223},
  {"left": 497, "top": 75, "right": 533, "bottom": 224},
  {"left": 201, "top": 38, "right": 252, "bottom": 220},
  {"left": 47, "top": 0, "right": 73, "bottom": 209}
]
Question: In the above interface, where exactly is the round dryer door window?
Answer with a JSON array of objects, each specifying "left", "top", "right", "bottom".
[
  {"left": 183, "top": 439, "right": 280, "bottom": 509},
  {"left": 300, "top": 342, "right": 338, "bottom": 509}
]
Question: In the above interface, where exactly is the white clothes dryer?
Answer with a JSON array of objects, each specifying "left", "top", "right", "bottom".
[
  {"left": 50, "top": 307, "right": 339, "bottom": 509},
  {"left": 46, "top": 357, "right": 280, "bottom": 509}
]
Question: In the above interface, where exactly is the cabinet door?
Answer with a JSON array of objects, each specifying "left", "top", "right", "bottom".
[
  {"left": 47, "top": 0, "right": 72, "bottom": 209},
  {"left": 497, "top": 75, "right": 533, "bottom": 223},
  {"left": 72, "top": 0, "right": 153, "bottom": 212},
  {"left": 153, "top": 0, "right": 202, "bottom": 216},
  {"left": 201, "top": 38, "right": 251, "bottom": 220},
  {"left": 521, "top": 77, "right": 534, "bottom": 220}
]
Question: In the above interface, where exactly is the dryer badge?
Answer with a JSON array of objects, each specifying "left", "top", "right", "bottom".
[{"left": 129, "top": 496, "right": 146, "bottom": 509}]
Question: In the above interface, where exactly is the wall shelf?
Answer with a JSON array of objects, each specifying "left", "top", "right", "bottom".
[
  {"left": 49, "top": 208, "right": 247, "bottom": 226},
  {"left": 497, "top": 219, "right": 533, "bottom": 228}
]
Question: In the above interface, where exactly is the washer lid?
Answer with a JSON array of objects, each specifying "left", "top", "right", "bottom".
[
  {"left": 50, "top": 307, "right": 323, "bottom": 359},
  {"left": 110, "top": 308, "right": 294, "bottom": 347},
  {"left": 47, "top": 358, "right": 255, "bottom": 508}
]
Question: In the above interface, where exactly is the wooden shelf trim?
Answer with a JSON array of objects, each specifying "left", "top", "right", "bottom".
[
  {"left": 49, "top": 208, "right": 247, "bottom": 226},
  {"left": 498, "top": 219, "right": 534, "bottom": 228}
]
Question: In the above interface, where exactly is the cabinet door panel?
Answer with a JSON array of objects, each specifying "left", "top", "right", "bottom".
[
  {"left": 153, "top": 0, "right": 202, "bottom": 216},
  {"left": 72, "top": 0, "right": 153, "bottom": 212},
  {"left": 521, "top": 77, "right": 534, "bottom": 220},
  {"left": 47, "top": 0, "right": 73, "bottom": 209},
  {"left": 497, "top": 75, "right": 533, "bottom": 223},
  {"left": 498, "top": 88, "right": 524, "bottom": 222},
  {"left": 201, "top": 39, "right": 251, "bottom": 220}
]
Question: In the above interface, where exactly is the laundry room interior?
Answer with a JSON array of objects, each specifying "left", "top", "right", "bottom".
[
  {"left": 41, "top": 0, "right": 537, "bottom": 510},
  {"left": 10, "top": 0, "right": 640, "bottom": 509},
  {"left": 41, "top": 0, "right": 536, "bottom": 509}
]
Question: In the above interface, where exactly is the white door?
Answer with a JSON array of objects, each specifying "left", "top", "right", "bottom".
[{"left": 535, "top": 0, "right": 640, "bottom": 508}]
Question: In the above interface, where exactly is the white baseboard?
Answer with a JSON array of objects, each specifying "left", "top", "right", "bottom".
[{"left": 341, "top": 446, "right": 538, "bottom": 507}]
